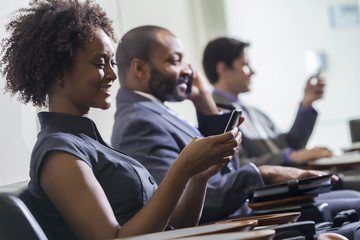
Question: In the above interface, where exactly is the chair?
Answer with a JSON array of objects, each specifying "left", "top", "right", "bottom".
[
  {"left": 349, "top": 118, "right": 360, "bottom": 143},
  {"left": 0, "top": 181, "right": 48, "bottom": 240},
  {"left": 0, "top": 192, "right": 47, "bottom": 240}
]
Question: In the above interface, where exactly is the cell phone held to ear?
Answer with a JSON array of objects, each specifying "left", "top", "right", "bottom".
[
  {"left": 224, "top": 110, "right": 242, "bottom": 133},
  {"left": 185, "top": 71, "right": 194, "bottom": 94}
]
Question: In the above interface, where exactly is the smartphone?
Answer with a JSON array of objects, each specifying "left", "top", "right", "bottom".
[
  {"left": 315, "top": 67, "right": 322, "bottom": 78},
  {"left": 224, "top": 110, "right": 242, "bottom": 133},
  {"left": 185, "top": 72, "right": 193, "bottom": 93},
  {"left": 310, "top": 68, "right": 322, "bottom": 85}
]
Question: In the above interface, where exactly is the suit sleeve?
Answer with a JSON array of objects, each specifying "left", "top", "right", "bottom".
[
  {"left": 246, "top": 104, "right": 317, "bottom": 151},
  {"left": 238, "top": 145, "right": 290, "bottom": 166},
  {"left": 287, "top": 105, "right": 318, "bottom": 149},
  {"left": 201, "top": 163, "right": 265, "bottom": 222},
  {"left": 239, "top": 105, "right": 318, "bottom": 166},
  {"left": 111, "top": 114, "right": 183, "bottom": 185}
]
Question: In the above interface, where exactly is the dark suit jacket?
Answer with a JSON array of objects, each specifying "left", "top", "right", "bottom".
[
  {"left": 111, "top": 88, "right": 265, "bottom": 222},
  {"left": 212, "top": 91, "right": 318, "bottom": 166}
]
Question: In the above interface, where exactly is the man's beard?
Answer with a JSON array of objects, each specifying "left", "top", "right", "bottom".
[{"left": 148, "top": 66, "right": 188, "bottom": 102}]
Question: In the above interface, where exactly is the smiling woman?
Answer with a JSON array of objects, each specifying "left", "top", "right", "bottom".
[
  {"left": 0, "top": 1, "right": 242, "bottom": 239},
  {"left": 50, "top": 29, "right": 117, "bottom": 115}
]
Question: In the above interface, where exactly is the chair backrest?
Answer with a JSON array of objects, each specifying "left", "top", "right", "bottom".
[
  {"left": 0, "top": 192, "right": 48, "bottom": 240},
  {"left": 349, "top": 118, "right": 360, "bottom": 143},
  {"left": 19, "top": 188, "right": 57, "bottom": 239}
]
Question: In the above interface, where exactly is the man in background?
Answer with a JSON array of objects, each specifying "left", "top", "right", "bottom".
[{"left": 202, "top": 37, "right": 333, "bottom": 167}]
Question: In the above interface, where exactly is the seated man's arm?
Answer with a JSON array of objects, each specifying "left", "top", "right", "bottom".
[
  {"left": 201, "top": 163, "right": 265, "bottom": 222},
  {"left": 286, "top": 104, "right": 318, "bottom": 149},
  {"left": 112, "top": 115, "right": 183, "bottom": 185},
  {"left": 238, "top": 144, "right": 292, "bottom": 166}
]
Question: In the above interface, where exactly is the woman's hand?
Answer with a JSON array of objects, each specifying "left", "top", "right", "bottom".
[
  {"left": 168, "top": 127, "right": 241, "bottom": 227},
  {"left": 175, "top": 127, "right": 242, "bottom": 179}
]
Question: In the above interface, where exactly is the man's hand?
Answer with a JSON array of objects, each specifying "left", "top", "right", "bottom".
[
  {"left": 290, "top": 147, "right": 333, "bottom": 164},
  {"left": 302, "top": 75, "right": 326, "bottom": 108},
  {"left": 186, "top": 68, "right": 219, "bottom": 115},
  {"left": 257, "top": 165, "right": 338, "bottom": 185},
  {"left": 318, "top": 233, "right": 348, "bottom": 240}
]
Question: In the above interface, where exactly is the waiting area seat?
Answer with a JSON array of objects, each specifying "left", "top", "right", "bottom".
[{"left": 0, "top": 181, "right": 47, "bottom": 240}]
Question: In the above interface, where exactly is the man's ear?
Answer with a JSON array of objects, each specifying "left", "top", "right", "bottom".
[
  {"left": 216, "top": 61, "right": 228, "bottom": 77},
  {"left": 131, "top": 58, "right": 150, "bottom": 79}
]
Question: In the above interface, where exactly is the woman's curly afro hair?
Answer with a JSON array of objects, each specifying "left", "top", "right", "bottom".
[{"left": 0, "top": 0, "right": 116, "bottom": 107}]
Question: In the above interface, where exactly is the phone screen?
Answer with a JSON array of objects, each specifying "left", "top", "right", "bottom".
[
  {"left": 224, "top": 110, "right": 242, "bottom": 133},
  {"left": 315, "top": 67, "right": 322, "bottom": 77}
]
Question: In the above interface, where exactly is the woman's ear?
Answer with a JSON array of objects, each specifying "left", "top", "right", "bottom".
[
  {"left": 60, "top": 68, "right": 72, "bottom": 87},
  {"left": 56, "top": 75, "right": 66, "bottom": 87}
]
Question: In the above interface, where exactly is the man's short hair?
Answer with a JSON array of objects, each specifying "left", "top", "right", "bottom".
[
  {"left": 116, "top": 25, "right": 169, "bottom": 84},
  {"left": 202, "top": 37, "right": 249, "bottom": 84}
]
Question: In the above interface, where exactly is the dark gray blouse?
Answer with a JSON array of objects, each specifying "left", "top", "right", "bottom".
[{"left": 29, "top": 112, "right": 157, "bottom": 239}]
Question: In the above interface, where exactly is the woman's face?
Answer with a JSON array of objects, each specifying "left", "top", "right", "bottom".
[{"left": 60, "top": 28, "right": 117, "bottom": 116}]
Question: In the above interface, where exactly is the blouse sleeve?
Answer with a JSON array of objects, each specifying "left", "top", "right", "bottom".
[{"left": 30, "top": 132, "right": 91, "bottom": 183}]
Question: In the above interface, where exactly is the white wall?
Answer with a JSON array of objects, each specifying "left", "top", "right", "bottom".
[
  {"left": 224, "top": 0, "right": 360, "bottom": 151},
  {"left": 0, "top": 0, "right": 38, "bottom": 185}
]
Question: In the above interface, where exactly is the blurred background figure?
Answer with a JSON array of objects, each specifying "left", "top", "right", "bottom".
[{"left": 202, "top": 36, "right": 334, "bottom": 167}]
